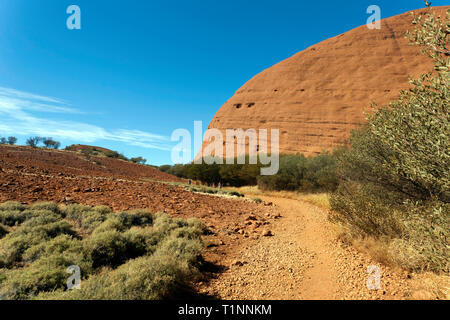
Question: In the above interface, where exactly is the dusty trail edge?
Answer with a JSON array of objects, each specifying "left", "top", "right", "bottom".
[{"left": 198, "top": 195, "right": 437, "bottom": 300}]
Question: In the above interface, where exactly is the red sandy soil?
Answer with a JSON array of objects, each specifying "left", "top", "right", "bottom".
[{"left": 0, "top": 145, "right": 277, "bottom": 269}]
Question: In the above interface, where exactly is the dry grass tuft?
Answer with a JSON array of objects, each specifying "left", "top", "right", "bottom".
[{"left": 229, "top": 186, "right": 331, "bottom": 210}]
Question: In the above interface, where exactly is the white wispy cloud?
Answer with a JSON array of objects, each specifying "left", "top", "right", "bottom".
[
  {"left": 0, "top": 87, "right": 66, "bottom": 104},
  {"left": 0, "top": 87, "right": 172, "bottom": 151}
]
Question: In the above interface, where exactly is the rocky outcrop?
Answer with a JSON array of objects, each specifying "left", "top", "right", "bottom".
[{"left": 200, "top": 7, "right": 448, "bottom": 157}]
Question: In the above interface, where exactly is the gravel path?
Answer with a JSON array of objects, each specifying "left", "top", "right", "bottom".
[{"left": 200, "top": 196, "right": 419, "bottom": 300}]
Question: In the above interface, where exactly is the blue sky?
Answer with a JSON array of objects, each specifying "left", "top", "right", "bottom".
[{"left": 0, "top": 0, "right": 443, "bottom": 165}]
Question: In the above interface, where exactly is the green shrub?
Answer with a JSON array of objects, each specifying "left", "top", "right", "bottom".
[
  {"left": 84, "top": 230, "right": 130, "bottom": 268},
  {"left": 0, "top": 202, "right": 30, "bottom": 227},
  {"left": 163, "top": 152, "right": 338, "bottom": 193},
  {"left": 0, "top": 202, "right": 205, "bottom": 299},
  {"left": 257, "top": 153, "right": 338, "bottom": 192},
  {"left": 252, "top": 198, "right": 263, "bottom": 204},
  {"left": 22, "top": 234, "right": 77, "bottom": 264},
  {"left": 30, "top": 202, "right": 61, "bottom": 215},
  {"left": 388, "top": 201, "right": 449, "bottom": 272},
  {"left": 330, "top": 10, "right": 449, "bottom": 272},
  {"left": 26, "top": 136, "right": 43, "bottom": 148},
  {"left": 37, "top": 233, "right": 203, "bottom": 300},
  {"left": 104, "top": 150, "right": 128, "bottom": 161},
  {"left": 64, "top": 204, "right": 111, "bottom": 232},
  {"left": 0, "top": 254, "right": 78, "bottom": 299},
  {"left": 0, "top": 210, "right": 31, "bottom": 227},
  {"left": 0, "top": 201, "right": 26, "bottom": 212},
  {"left": 0, "top": 224, "right": 8, "bottom": 239},
  {"left": 123, "top": 227, "right": 158, "bottom": 257},
  {"left": 130, "top": 157, "right": 147, "bottom": 164}
]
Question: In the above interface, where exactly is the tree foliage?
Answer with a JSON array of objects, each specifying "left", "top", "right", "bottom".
[
  {"left": 43, "top": 138, "right": 61, "bottom": 149},
  {"left": 7, "top": 137, "right": 17, "bottom": 145},
  {"left": 330, "top": 9, "right": 449, "bottom": 272},
  {"left": 160, "top": 152, "right": 339, "bottom": 192},
  {"left": 26, "top": 136, "right": 42, "bottom": 148}
]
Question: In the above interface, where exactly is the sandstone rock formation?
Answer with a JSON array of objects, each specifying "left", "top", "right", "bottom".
[{"left": 200, "top": 7, "right": 448, "bottom": 158}]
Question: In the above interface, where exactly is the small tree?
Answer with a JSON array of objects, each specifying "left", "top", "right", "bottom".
[
  {"left": 42, "top": 138, "right": 61, "bottom": 149},
  {"left": 0, "top": 137, "right": 6, "bottom": 144},
  {"left": 7, "top": 137, "right": 17, "bottom": 145},
  {"left": 26, "top": 136, "right": 42, "bottom": 148},
  {"left": 330, "top": 9, "right": 449, "bottom": 272},
  {"left": 130, "top": 157, "right": 147, "bottom": 164}
]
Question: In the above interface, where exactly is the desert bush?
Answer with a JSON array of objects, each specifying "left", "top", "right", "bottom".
[
  {"left": 83, "top": 230, "right": 131, "bottom": 268},
  {"left": 91, "top": 211, "right": 153, "bottom": 235},
  {"left": 130, "top": 157, "right": 147, "bottom": 164},
  {"left": 0, "top": 136, "right": 18, "bottom": 145},
  {"left": 0, "top": 209, "right": 32, "bottom": 227},
  {"left": 0, "top": 201, "right": 26, "bottom": 212},
  {"left": 158, "top": 165, "right": 172, "bottom": 173},
  {"left": 252, "top": 197, "right": 263, "bottom": 204},
  {"left": 37, "top": 228, "right": 203, "bottom": 300},
  {"left": 162, "top": 152, "right": 338, "bottom": 192},
  {"left": 42, "top": 138, "right": 61, "bottom": 149},
  {"left": 330, "top": 10, "right": 449, "bottom": 272},
  {"left": 104, "top": 150, "right": 128, "bottom": 161},
  {"left": 0, "top": 202, "right": 205, "bottom": 299},
  {"left": 0, "top": 202, "right": 49, "bottom": 227},
  {"left": 26, "top": 136, "right": 43, "bottom": 148},
  {"left": 257, "top": 153, "right": 338, "bottom": 192},
  {"left": 0, "top": 219, "right": 76, "bottom": 267},
  {"left": 30, "top": 202, "right": 61, "bottom": 214},
  {"left": 7, "top": 136, "right": 17, "bottom": 145},
  {"left": 0, "top": 224, "right": 7, "bottom": 239},
  {"left": 0, "top": 203, "right": 77, "bottom": 268},
  {"left": 258, "top": 154, "right": 306, "bottom": 191},
  {"left": 22, "top": 234, "right": 77, "bottom": 264},
  {"left": 388, "top": 201, "right": 449, "bottom": 272},
  {"left": 0, "top": 254, "right": 81, "bottom": 299},
  {"left": 123, "top": 227, "right": 159, "bottom": 257},
  {"left": 63, "top": 204, "right": 111, "bottom": 232}
]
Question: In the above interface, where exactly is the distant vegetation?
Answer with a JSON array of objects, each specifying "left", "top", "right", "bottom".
[
  {"left": 0, "top": 136, "right": 17, "bottom": 145},
  {"left": 159, "top": 152, "right": 339, "bottom": 193},
  {"left": 1, "top": 140, "right": 148, "bottom": 167},
  {"left": 65, "top": 145, "right": 147, "bottom": 165},
  {"left": 330, "top": 10, "right": 449, "bottom": 273},
  {"left": 130, "top": 156, "right": 147, "bottom": 165},
  {"left": 24, "top": 136, "right": 61, "bottom": 149},
  {"left": 42, "top": 138, "right": 61, "bottom": 150},
  {"left": 0, "top": 201, "right": 205, "bottom": 300},
  {"left": 257, "top": 153, "right": 339, "bottom": 193}
]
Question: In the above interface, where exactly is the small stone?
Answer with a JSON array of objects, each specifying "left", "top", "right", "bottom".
[{"left": 232, "top": 260, "right": 245, "bottom": 267}]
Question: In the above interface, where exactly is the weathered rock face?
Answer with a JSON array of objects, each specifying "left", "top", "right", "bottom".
[{"left": 200, "top": 7, "right": 448, "bottom": 158}]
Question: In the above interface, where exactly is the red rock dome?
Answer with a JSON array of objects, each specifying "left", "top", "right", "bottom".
[{"left": 199, "top": 6, "right": 448, "bottom": 158}]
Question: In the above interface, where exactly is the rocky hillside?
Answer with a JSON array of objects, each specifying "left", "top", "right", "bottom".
[{"left": 201, "top": 6, "right": 449, "bottom": 156}]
